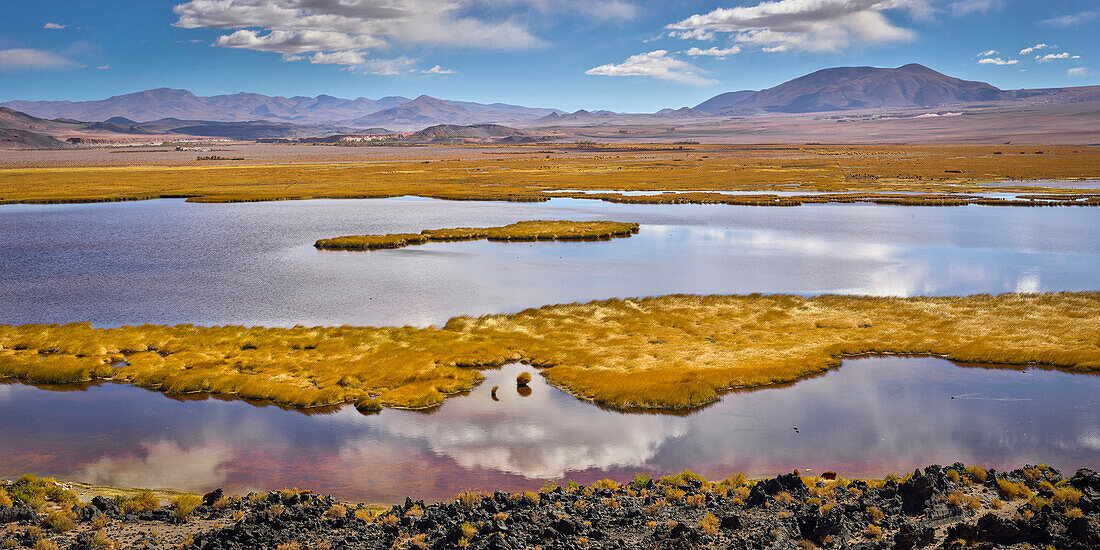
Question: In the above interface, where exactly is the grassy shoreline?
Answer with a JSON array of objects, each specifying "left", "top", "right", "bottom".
[
  {"left": 1, "top": 292, "right": 1097, "bottom": 412},
  {"left": 314, "top": 220, "right": 640, "bottom": 250},
  {"left": 1, "top": 145, "right": 1098, "bottom": 207}
]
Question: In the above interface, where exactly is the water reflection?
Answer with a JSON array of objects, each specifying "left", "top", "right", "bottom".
[
  {"left": 1, "top": 357, "right": 1095, "bottom": 502},
  {"left": 1, "top": 198, "right": 1097, "bottom": 327}
]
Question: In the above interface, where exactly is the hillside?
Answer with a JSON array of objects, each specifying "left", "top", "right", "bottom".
[
  {"left": 344, "top": 95, "right": 561, "bottom": 130},
  {"left": 697, "top": 64, "right": 1011, "bottom": 114}
]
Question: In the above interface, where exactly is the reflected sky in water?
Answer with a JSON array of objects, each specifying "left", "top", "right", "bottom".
[
  {"left": 1, "top": 198, "right": 1098, "bottom": 327},
  {"left": 1, "top": 359, "right": 1096, "bottom": 502}
]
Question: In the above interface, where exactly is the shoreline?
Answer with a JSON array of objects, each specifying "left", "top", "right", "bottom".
[{"left": 3, "top": 463, "right": 1096, "bottom": 549}]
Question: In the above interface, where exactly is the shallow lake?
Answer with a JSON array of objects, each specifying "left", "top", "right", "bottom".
[
  {"left": 1, "top": 197, "right": 1098, "bottom": 328},
  {"left": 0, "top": 357, "right": 1096, "bottom": 502}
]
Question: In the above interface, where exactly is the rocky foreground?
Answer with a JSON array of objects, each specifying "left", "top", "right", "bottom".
[{"left": 2, "top": 464, "right": 1098, "bottom": 549}]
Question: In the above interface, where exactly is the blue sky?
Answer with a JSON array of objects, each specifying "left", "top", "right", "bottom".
[{"left": 0, "top": 1, "right": 1095, "bottom": 112}]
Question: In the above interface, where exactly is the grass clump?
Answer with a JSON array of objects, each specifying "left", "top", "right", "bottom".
[
  {"left": 315, "top": 220, "right": 640, "bottom": 250},
  {"left": 0, "top": 488, "right": 11, "bottom": 508},
  {"left": 323, "top": 504, "right": 347, "bottom": 519},
  {"left": 700, "top": 513, "right": 720, "bottom": 536},
  {"left": 964, "top": 465, "right": 988, "bottom": 483}
]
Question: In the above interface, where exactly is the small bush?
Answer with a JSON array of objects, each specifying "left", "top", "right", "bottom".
[
  {"left": 123, "top": 490, "right": 160, "bottom": 514},
  {"left": 516, "top": 372, "right": 532, "bottom": 387},
  {"left": 42, "top": 510, "right": 75, "bottom": 533},
  {"left": 493, "top": 512, "right": 509, "bottom": 521},
  {"left": 172, "top": 494, "right": 202, "bottom": 522},
  {"left": 275, "top": 542, "right": 301, "bottom": 550},
  {"left": 1066, "top": 507, "right": 1083, "bottom": 518},
  {"left": 700, "top": 513, "right": 720, "bottom": 536},
  {"left": 323, "top": 504, "right": 347, "bottom": 519},
  {"left": 867, "top": 506, "right": 884, "bottom": 523},
  {"left": 455, "top": 491, "right": 483, "bottom": 509},
  {"left": 775, "top": 491, "right": 793, "bottom": 504},
  {"left": 460, "top": 521, "right": 477, "bottom": 539},
  {"left": 664, "top": 487, "right": 686, "bottom": 502},
  {"left": 33, "top": 540, "right": 59, "bottom": 550},
  {"left": 404, "top": 505, "right": 424, "bottom": 517},
  {"left": 965, "top": 465, "right": 988, "bottom": 483},
  {"left": 866, "top": 524, "right": 883, "bottom": 538},
  {"left": 945, "top": 469, "right": 960, "bottom": 483},
  {"left": 631, "top": 473, "right": 653, "bottom": 490},
  {"left": 523, "top": 491, "right": 540, "bottom": 505},
  {"left": 997, "top": 479, "right": 1035, "bottom": 500},
  {"left": 591, "top": 479, "right": 619, "bottom": 491},
  {"left": 0, "top": 488, "right": 11, "bottom": 508},
  {"left": 685, "top": 494, "right": 705, "bottom": 507},
  {"left": 1052, "top": 486, "right": 1082, "bottom": 505},
  {"left": 1028, "top": 496, "right": 1051, "bottom": 511}
]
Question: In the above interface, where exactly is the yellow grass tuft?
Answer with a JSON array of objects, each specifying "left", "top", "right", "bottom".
[{"left": 171, "top": 494, "right": 202, "bottom": 522}]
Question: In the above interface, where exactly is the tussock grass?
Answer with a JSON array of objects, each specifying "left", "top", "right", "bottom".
[
  {"left": 2, "top": 145, "right": 1097, "bottom": 207},
  {"left": 314, "top": 220, "right": 639, "bottom": 250},
  {"left": 1, "top": 292, "right": 1098, "bottom": 411},
  {"left": 171, "top": 494, "right": 202, "bottom": 522}
]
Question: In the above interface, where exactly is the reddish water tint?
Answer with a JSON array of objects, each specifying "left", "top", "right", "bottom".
[{"left": 1, "top": 358, "right": 1096, "bottom": 503}]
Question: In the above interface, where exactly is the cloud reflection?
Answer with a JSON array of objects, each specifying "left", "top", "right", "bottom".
[{"left": 81, "top": 440, "right": 233, "bottom": 492}]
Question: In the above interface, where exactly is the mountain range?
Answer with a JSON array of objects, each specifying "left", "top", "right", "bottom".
[
  {"left": 1, "top": 89, "right": 562, "bottom": 130},
  {"left": 2, "top": 63, "right": 1097, "bottom": 148}
]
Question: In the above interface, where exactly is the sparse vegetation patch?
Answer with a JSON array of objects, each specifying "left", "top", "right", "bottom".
[{"left": 314, "top": 220, "right": 639, "bottom": 250}]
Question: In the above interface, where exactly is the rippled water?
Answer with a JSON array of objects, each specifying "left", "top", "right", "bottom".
[
  {"left": 0, "top": 358, "right": 1096, "bottom": 502},
  {"left": 1, "top": 198, "right": 1097, "bottom": 328}
]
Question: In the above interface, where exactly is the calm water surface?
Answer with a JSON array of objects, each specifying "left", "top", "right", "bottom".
[
  {"left": 0, "top": 358, "right": 1096, "bottom": 502},
  {"left": 1, "top": 198, "right": 1097, "bottom": 499},
  {"left": 2, "top": 198, "right": 1098, "bottom": 327}
]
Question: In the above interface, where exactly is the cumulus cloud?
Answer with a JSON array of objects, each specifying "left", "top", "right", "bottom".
[
  {"left": 586, "top": 50, "right": 717, "bottom": 85},
  {"left": 174, "top": 0, "right": 546, "bottom": 55},
  {"left": 1037, "top": 52, "right": 1071, "bottom": 62},
  {"left": 667, "top": 0, "right": 917, "bottom": 53},
  {"left": 97, "top": 64, "right": 109, "bottom": 70},
  {"left": 1019, "top": 43, "right": 1047, "bottom": 55},
  {"left": 977, "top": 49, "right": 997, "bottom": 57},
  {"left": 422, "top": 64, "right": 456, "bottom": 74},
  {"left": 355, "top": 56, "right": 416, "bottom": 75},
  {"left": 309, "top": 50, "right": 368, "bottom": 65},
  {"left": 43, "top": 22, "right": 67, "bottom": 30},
  {"left": 0, "top": 48, "right": 78, "bottom": 70},
  {"left": 668, "top": 29, "right": 716, "bottom": 41},
  {"left": 485, "top": 0, "right": 637, "bottom": 22},
  {"left": 685, "top": 46, "right": 741, "bottom": 58},
  {"left": 1067, "top": 67, "right": 1088, "bottom": 77},
  {"left": 1040, "top": 11, "right": 1097, "bottom": 27},
  {"left": 977, "top": 57, "right": 1016, "bottom": 66}
]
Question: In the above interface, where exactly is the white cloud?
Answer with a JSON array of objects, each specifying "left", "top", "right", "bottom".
[
  {"left": 422, "top": 64, "right": 456, "bottom": 74},
  {"left": 213, "top": 29, "right": 385, "bottom": 54},
  {"left": 43, "top": 22, "right": 67, "bottom": 30},
  {"left": 355, "top": 56, "right": 416, "bottom": 75},
  {"left": 977, "top": 49, "right": 997, "bottom": 57},
  {"left": 0, "top": 48, "right": 78, "bottom": 70},
  {"left": 949, "top": 0, "right": 1002, "bottom": 16},
  {"left": 1037, "top": 52, "right": 1071, "bottom": 62},
  {"left": 667, "top": 0, "right": 917, "bottom": 53},
  {"left": 174, "top": 0, "right": 545, "bottom": 56},
  {"left": 978, "top": 57, "right": 1017, "bottom": 66},
  {"left": 1040, "top": 11, "right": 1098, "bottom": 27},
  {"left": 1067, "top": 67, "right": 1088, "bottom": 77},
  {"left": 1019, "top": 43, "right": 1047, "bottom": 55},
  {"left": 485, "top": 0, "right": 637, "bottom": 22},
  {"left": 685, "top": 46, "right": 742, "bottom": 58},
  {"left": 96, "top": 64, "right": 109, "bottom": 70},
  {"left": 586, "top": 50, "right": 717, "bottom": 85},
  {"left": 668, "top": 29, "right": 716, "bottom": 41},
  {"left": 309, "top": 50, "right": 368, "bottom": 65}
]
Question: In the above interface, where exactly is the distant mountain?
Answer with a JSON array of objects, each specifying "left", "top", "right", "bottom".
[
  {"left": 0, "top": 128, "right": 71, "bottom": 149},
  {"left": 1, "top": 88, "right": 412, "bottom": 124},
  {"left": 343, "top": 95, "right": 562, "bottom": 130},
  {"left": 697, "top": 64, "right": 1013, "bottom": 114},
  {"left": 693, "top": 91, "right": 757, "bottom": 113},
  {"left": 411, "top": 123, "right": 529, "bottom": 140},
  {"left": 1, "top": 89, "right": 560, "bottom": 129}
]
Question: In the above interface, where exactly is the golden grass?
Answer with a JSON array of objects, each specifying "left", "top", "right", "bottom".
[
  {"left": 1, "top": 292, "right": 1098, "bottom": 411},
  {"left": 314, "top": 220, "right": 639, "bottom": 250},
  {"left": 0, "top": 145, "right": 1097, "bottom": 207}
]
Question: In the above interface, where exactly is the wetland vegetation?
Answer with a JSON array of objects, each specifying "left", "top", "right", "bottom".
[
  {"left": 1, "top": 292, "right": 1097, "bottom": 412},
  {"left": 1, "top": 145, "right": 1097, "bottom": 207},
  {"left": 314, "top": 220, "right": 639, "bottom": 250}
]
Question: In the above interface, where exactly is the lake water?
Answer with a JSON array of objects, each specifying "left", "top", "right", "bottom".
[
  {"left": 1, "top": 198, "right": 1097, "bottom": 500},
  {"left": 1, "top": 197, "right": 1098, "bottom": 328},
  {"left": 0, "top": 358, "right": 1096, "bottom": 502}
]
